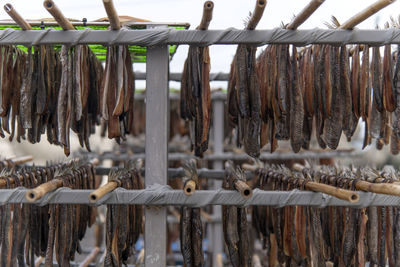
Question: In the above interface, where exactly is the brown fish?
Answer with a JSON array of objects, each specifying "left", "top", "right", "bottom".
[{"left": 383, "top": 44, "right": 396, "bottom": 112}]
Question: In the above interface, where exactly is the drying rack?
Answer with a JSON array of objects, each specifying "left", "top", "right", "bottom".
[{"left": 0, "top": 27, "right": 399, "bottom": 267}]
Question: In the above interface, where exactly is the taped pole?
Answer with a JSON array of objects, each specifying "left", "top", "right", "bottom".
[
  {"left": 26, "top": 178, "right": 63, "bottom": 202},
  {"left": 43, "top": 0, "right": 75, "bottom": 30},
  {"left": 197, "top": 1, "right": 214, "bottom": 30},
  {"left": 287, "top": 0, "right": 325, "bottom": 30},
  {"left": 304, "top": 181, "right": 360, "bottom": 202},
  {"left": 89, "top": 181, "right": 118, "bottom": 202},
  {"left": 339, "top": 0, "right": 396, "bottom": 29},
  {"left": 4, "top": 4, "right": 32, "bottom": 30},
  {"left": 246, "top": 0, "right": 267, "bottom": 30},
  {"left": 102, "top": 0, "right": 121, "bottom": 30}
]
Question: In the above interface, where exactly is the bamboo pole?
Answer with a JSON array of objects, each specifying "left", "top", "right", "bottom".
[
  {"left": 234, "top": 179, "right": 253, "bottom": 198},
  {"left": 26, "top": 178, "right": 63, "bottom": 202},
  {"left": 102, "top": 0, "right": 121, "bottom": 30},
  {"left": 4, "top": 4, "right": 32, "bottom": 30},
  {"left": 354, "top": 180, "right": 400, "bottom": 196},
  {"left": 43, "top": 0, "right": 75, "bottom": 30},
  {"left": 10, "top": 155, "right": 34, "bottom": 165},
  {"left": 305, "top": 181, "right": 360, "bottom": 202},
  {"left": 197, "top": 1, "right": 214, "bottom": 30},
  {"left": 89, "top": 181, "right": 118, "bottom": 202},
  {"left": 292, "top": 164, "right": 359, "bottom": 202},
  {"left": 184, "top": 179, "right": 196, "bottom": 196},
  {"left": 246, "top": 0, "right": 267, "bottom": 30},
  {"left": 34, "top": 256, "right": 45, "bottom": 267},
  {"left": 79, "top": 247, "right": 100, "bottom": 267},
  {"left": 339, "top": 0, "right": 396, "bottom": 30},
  {"left": 287, "top": 0, "right": 325, "bottom": 30}
]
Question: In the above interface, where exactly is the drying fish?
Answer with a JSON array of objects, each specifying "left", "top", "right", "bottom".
[
  {"left": 223, "top": 162, "right": 250, "bottom": 267},
  {"left": 179, "top": 160, "right": 204, "bottom": 266},
  {"left": 180, "top": 44, "right": 211, "bottom": 157},
  {"left": 104, "top": 164, "right": 143, "bottom": 267}
]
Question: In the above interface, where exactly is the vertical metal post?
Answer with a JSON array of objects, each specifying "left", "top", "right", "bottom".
[
  {"left": 145, "top": 27, "right": 169, "bottom": 266},
  {"left": 210, "top": 99, "right": 224, "bottom": 267}
]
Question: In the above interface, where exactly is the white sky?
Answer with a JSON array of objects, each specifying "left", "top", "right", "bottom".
[{"left": 3, "top": 0, "right": 399, "bottom": 86}]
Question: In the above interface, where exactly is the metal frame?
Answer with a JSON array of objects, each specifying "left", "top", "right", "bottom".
[
  {"left": 144, "top": 25, "right": 169, "bottom": 267},
  {"left": 0, "top": 28, "right": 399, "bottom": 45},
  {"left": 2, "top": 188, "right": 399, "bottom": 208},
  {"left": 0, "top": 26, "right": 396, "bottom": 266}
]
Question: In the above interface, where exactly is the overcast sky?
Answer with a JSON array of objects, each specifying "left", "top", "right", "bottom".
[{"left": 2, "top": 0, "right": 399, "bottom": 86}]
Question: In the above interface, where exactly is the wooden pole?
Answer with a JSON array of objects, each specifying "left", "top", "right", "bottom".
[
  {"left": 234, "top": 179, "right": 253, "bottom": 198},
  {"left": 4, "top": 4, "right": 32, "bottom": 30},
  {"left": 246, "top": 0, "right": 267, "bottom": 30},
  {"left": 339, "top": 0, "right": 396, "bottom": 30},
  {"left": 102, "top": 0, "right": 121, "bottom": 30},
  {"left": 26, "top": 178, "right": 63, "bottom": 202},
  {"left": 43, "top": 0, "right": 75, "bottom": 30},
  {"left": 89, "top": 181, "right": 118, "bottom": 202},
  {"left": 78, "top": 247, "right": 100, "bottom": 267},
  {"left": 355, "top": 180, "right": 400, "bottom": 196},
  {"left": 183, "top": 179, "right": 196, "bottom": 196},
  {"left": 10, "top": 155, "right": 34, "bottom": 165},
  {"left": 197, "top": 1, "right": 214, "bottom": 30},
  {"left": 305, "top": 181, "right": 360, "bottom": 202},
  {"left": 287, "top": 0, "right": 325, "bottom": 30}
]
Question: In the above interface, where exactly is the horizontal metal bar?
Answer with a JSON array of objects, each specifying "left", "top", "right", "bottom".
[
  {"left": 0, "top": 28, "right": 399, "bottom": 45},
  {"left": 1, "top": 187, "right": 399, "bottom": 207},
  {"left": 94, "top": 167, "right": 253, "bottom": 180},
  {"left": 93, "top": 149, "right": 359, "bottom": 162},
  {"left": 134, "top": 71, "right": 229, "bottom": 82},
  {"left": 0, "top": 20, "right": 190, "bottom": 28},
  {"left": 133, "top": 91, "right": 227, "bottom": 101}
]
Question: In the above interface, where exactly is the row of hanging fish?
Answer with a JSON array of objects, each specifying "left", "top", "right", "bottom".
[
  {"left": 0, "top": 160, "right": 97, "bottom": 267},
  {"left": 222, "top": 163, "right": 251, "bottom": 267},
  {"left": 180, "top": 38, "right": 211, "bottom": 157},
  {"left": 104, "top": 166, "right": 143, "bottom": 267},
  {"left": 226, "top": 22, "right": 400, "bottom": 157},
  {"left": 180, "top": 160, "right": 204, "bottom": 266},
  {"left": 252, "top": 165, "right": 400, "bottom": 267},
  {"left": 0, "top": 39, "right": 135, "bottom": 156}
]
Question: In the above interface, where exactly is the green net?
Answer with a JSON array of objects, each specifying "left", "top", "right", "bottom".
[{"left": 0, "top": 24, "right": 187, "bottom": 62}]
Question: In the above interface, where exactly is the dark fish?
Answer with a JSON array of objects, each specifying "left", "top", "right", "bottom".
[
  {"left": 192, "top": 208, "right": 204, "bottom": 267},
  {"left": 393, "top": 208, "right": 400, "bottom": 265},
  {"left": 323, "top": 46, "right": 342, "bottom": 149},
  {"left": 20, "top": 46, "right": 33, "bottom": 129},
  {"left": 341, "top": 207, "right": 356, "bottom": 266},
  {"left": 340, "top": 46, "right": 353, "bottom": 139},
  {"left": 289, "top": 46, "right": 304, "bottom": 153},
  {"left": 372, "top": 46, "right": 384, "bottom": 112},
  {"left": 383, "top": 44, "right": 396, "bottom": 112}
]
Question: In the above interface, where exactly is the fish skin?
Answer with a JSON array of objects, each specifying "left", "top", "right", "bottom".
[
  {"left": 378, "top": 207, "right": 386, "bottom": 267},
  {"left": 372, "top": 46, "right": 384, "bottom": 112},
  {"left": 191, "top": 208, "right": 204, "bottom": 267},
  {"left": 289, "top": 46, "right": 304, "bottom": 153},
  {"left": 356, "top": 209, "right": 368, "bottom": 267},
  {"left": 275, "top": 45, "right": 290, "bottom": 140},
  {"left": 393, "top": 208, "right": 400, "bottom": 266},
  {"left": 235, "top": 45, "right": 250, "bottom": 118},
  {"left": 383, "top": 44, "right": 396, "bottom": 112},
  {"left": 323, "top": 46, "right": 343, "bottom": 149},
  {"left": 20, "top": 47, "right": 33, "bottom": 129},
  {"left": 340, "top": 46, "right": 353, "bottom": 139},
  {"left": 340, "top": 207, "right": 356, "bottom": 266}
]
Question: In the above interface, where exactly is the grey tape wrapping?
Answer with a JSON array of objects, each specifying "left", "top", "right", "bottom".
[
  {"left": 0, "top": 28, "right": 399, "bottom": 45},
  {"left": 0, "top": 185, "right": 400, "bottom": 207},
  {"left": 134, "top": 71, "right": 229, "bottom": 82},
  {"left": 89, "top": 150, "right": 361, "bottom": 165}
]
